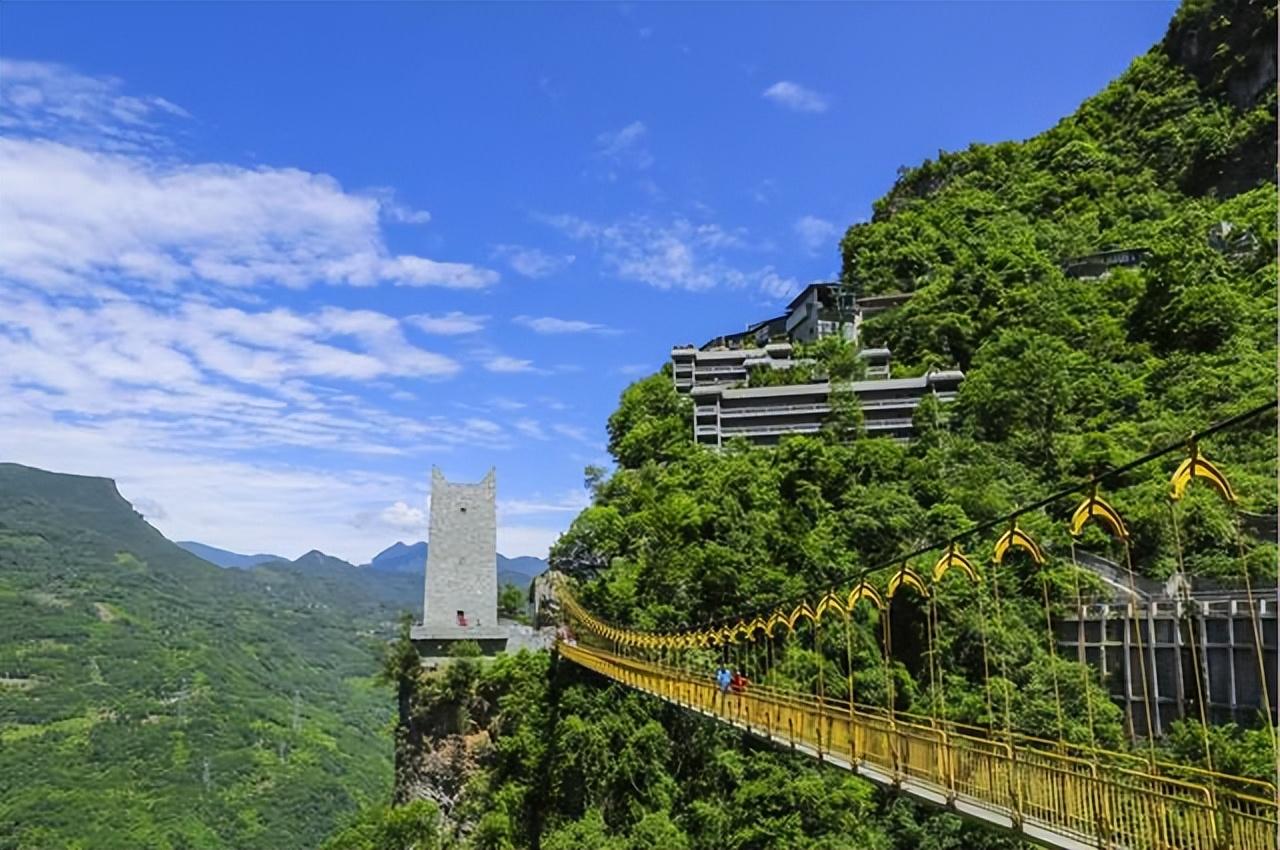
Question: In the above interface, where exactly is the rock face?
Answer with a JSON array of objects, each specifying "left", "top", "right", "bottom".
[
  {"left": 1163, "top": 0, "right": 1277, "bottom": 197},
  {"left": 1164, "top": 0, "right": 1276, "bottom": 110}
]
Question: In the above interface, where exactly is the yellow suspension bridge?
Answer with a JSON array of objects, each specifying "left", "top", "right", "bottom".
[{"left": 552, "top": 404, "right": 1279, "bottom": 850}]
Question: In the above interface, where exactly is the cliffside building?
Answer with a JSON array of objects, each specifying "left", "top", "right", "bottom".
[{"left": 689, "top": 371, "right": 963, "bottom": 447}]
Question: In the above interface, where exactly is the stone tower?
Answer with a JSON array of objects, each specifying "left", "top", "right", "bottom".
[{"left": 423, "top": 467, "right": 497, "bottom": 631}]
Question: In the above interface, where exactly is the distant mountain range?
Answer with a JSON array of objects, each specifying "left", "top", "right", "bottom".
[
  {"left": 176, "top": 539, "right": 548, "bottom": 592},
  {"left": 0, "top": 461, "right": 423, "bottom": 847},
  {"left": 175, "top": 540, "right": 286, "bottom": 569}
]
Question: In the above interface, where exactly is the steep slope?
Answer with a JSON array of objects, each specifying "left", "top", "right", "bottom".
[
  {"left": 177, "top": 540, "right": 286, "bottom": 569},
  {"left": 338, "top": 3, "right": 1277, "bottom": 849},
  {"left": 0, "top": 464, "right": 419, "bottom": 849}
]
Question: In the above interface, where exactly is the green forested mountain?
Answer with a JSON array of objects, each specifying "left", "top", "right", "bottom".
[
  {"left": 329, "top": 2, "right": 1277, "bottom": 849},
  {"left": 0, "top": 463, "right": 420, "bottom": 850}
]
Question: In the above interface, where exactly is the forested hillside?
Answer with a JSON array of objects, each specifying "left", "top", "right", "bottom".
[
  {"left": 329, "top": 2, "right": 1277, "bottom": 848},
  {"left": 0, "top": 463, "right": 419, "bottom": 849}
]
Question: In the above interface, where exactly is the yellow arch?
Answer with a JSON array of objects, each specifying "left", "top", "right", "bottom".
[
  {"left": 784, "top": 602, "right": 817, "bottom": 631},
  {"left": 994, "top": 525, "right": 1045, "bottom": 566},
  {"left": 887, "top": 565, "right": 930, "bottom": 598},
  {"left": 1069, "top": 492, "right": 1128, "bottom": 541},
  {"left": 1171, "top": 447, "right": 1237, "bottom": 504},
  {"left": 847, "top": 580, "right": 887, "bottom": 611},
  {"left": 932, "top": 546, "right": 979, "bottom": 583},
  {"left": 815, "top": 591, "right": 846, "bottom": 621}
]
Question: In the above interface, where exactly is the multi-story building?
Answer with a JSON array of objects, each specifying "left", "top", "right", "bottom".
[
  {"left": 688, "top": 370, "right": 963, "bottom": 447},
  {"left": 671, "top": 343, "right": 891, "bottom": 393},
  {"left": 698, "top": 284, "right": 912, "bottom": 350},
  {"left": 671, "top": 282, "right": 954, "bottom": 447},
  {"left": 784, "top": 283, "right": 859, "bottom": 343}
]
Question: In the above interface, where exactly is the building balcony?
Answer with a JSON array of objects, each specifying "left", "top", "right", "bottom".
[
  {"left": 720, "top": 421, "right": 824, "bottom": 437},
  {"left": 720, "top": 402, "right": 831, "bottom": 418}
]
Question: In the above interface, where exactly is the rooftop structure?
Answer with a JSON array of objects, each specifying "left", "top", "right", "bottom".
[
  {"left": 671, "top": 341, "right": 806, "bottom": 393},
  {"left": 698, "top": 284, "right": 912, "bottom": 351},
  {"left": 689, "top": 370, "right": 963, "bottom": 447},
  {"left": 671, "top": 343, "right": 890, "bottom": 394},
  {"left": 1060, "top": 247, "right": 1151, "bottom": 279},
  {"left": 783, "top": 283, "right": 859, "bottom": 344}
]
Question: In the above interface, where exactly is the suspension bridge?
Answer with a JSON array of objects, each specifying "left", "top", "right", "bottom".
[{"left": 552, "top": 402, "right": 1280, "bottom": 850}]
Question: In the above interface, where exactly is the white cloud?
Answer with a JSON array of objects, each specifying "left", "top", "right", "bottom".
[
  {"left": 500, "top": 489, "right": 590, "bottom": 517},
  {"left": 794, "top": 215, "right": 838, "bottom": 254},
  {"left": 0, "top": 61, "right": 593, "bottom": 565},
  {"left": 465, "top": 418, "right": 504, "bottom": 435},
  {"left": 514, "top": 418, "right": 548, "bottom": 440},
  {"left": 485, "top": 355, "right": 537, "bottom": 374},
  {"left": 758, "top": 270, "right": 801, "bottom": 301},
  {"left": 497, "top": 526, "right": 563, "bottom": 560},
  {"left": 1, "top": 409, "right": 425, "bottom": 562},
  {"left": 380, "top": 501, "right": 427, "bottom": 533},
  {"left": 595, "top": 120, "right": 653, "bottom": 170},
  {"left": 513, "top": 315, "right": 618, "bottom": 335},
  {"left": 489, "top": 397, "right": 527, "bottom": 411},
  {"left": 762, "top": 81, "right": 829, "bottom": 114},
  {"left": 541, "top": 212, "right": 790, "bottom": 299},
  {"left": 0, "top": 58, "right": 189, "bottom": 151},
  {"left": 408, "top": 311, "right": 489, "bottom": 335},
  {"left": 551, "top": 423, "right": 593, "bottom": 443},
  {"left": 0, "top": 138, "right": 496, "bottom": 293},
  {"left": 0, "top": 287, "right": 530, "bottom": 471},
  {"left": 492, "top": 244, "right": 575, "bottom": 278}
]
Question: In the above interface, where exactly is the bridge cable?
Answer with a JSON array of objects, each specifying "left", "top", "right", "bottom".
[
  {"left": 1037, "top": 562, "right": 1069, "bottom": 744},
  {"left": 1120, "top": 535, "right": 1159, "bottom": 765},
  {"left": 1167, "top": 497, "right": 1215, "bottom": 773},
  {"left": 1228, "top": 496, "right": 1277, "bottom": 756},
  {"left": 987, "top": 540, "right": 1017, "bottom": 748},
  {"left": 1067, "top": 539, "right": 1101, "bottom": 751}
]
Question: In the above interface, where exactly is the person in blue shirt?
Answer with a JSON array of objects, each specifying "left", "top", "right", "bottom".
[{"left": 715, "top": 664, "right": 732, "bottom": 705}]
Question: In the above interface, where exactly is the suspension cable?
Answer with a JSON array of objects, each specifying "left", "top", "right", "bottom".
[{"left": 1167, "top": 498, "right": 1215, "bottom": 772}]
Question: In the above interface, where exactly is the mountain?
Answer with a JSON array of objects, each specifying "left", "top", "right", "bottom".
[
  {"left": 177, "top": 540, "right": 286, "bottom": 569},
  {"left": 367, "top": 540, "right": 426, "bottom": 574},
  {"left": 340, "top": 1, "right": 1278, "bottom": 847},
  {"left": 366, "top": 541, "right": 547, "bottom": 590},
  {"left": 0, "top": 463, "right": 421, "bottom": 849},
  {"left": 290, "top": 548, "right": 357, "bottom": 572}
]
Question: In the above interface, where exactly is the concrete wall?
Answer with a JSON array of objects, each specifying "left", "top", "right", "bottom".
[
  {"left": 1058, "top": 594, "right": 1277, "bottom": 738},
  {"left": 423, "top": 468, "right": 497, "bottom": 631}
]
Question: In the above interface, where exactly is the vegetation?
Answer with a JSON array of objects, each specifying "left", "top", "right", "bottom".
[
  {"left": 335, "top": 2, "right": 1276, "bottom": 848},
  {"left": 0, "top": 463, "right": 419, "bottom": 850}
]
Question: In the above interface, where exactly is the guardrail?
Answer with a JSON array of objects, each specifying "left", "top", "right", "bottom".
[{"left": 559, "top": 641, "right": 1278, "bottom": 850}]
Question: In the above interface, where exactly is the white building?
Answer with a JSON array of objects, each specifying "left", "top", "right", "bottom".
[{"left": 689, "top": 371, "right": 963, "bottom": 447}]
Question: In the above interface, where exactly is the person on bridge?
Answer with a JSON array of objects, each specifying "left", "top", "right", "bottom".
[
  {"left": 715, "top": 665, "right": 732, "bottom": 703},
  {"left": 730, "top": 669, "right": 749, "bottom": 695}
]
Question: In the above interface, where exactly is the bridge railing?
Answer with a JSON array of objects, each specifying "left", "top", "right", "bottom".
[{"left": 559, "top": 641, "right": 1278, "bottom": 850}]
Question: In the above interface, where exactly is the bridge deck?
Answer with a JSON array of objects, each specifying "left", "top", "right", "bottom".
[{"left": 559, "top": 642, "right": 1278, "bottom": 850}]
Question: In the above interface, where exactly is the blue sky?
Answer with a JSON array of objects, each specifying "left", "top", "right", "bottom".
[{"left": 0, "top": 2, "right": 1176, "bottom": 562}]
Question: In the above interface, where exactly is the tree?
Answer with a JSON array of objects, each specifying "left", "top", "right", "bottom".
[{"left": 498, "top": 583, "right": 526, "bottom": 620}]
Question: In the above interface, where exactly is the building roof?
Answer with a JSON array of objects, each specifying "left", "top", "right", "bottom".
[{"left": 784, "top": 281, "right": 839, "bottom": 313}]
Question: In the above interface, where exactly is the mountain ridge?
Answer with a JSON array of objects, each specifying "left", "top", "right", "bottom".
[{"left": 0, "top": 462, "right": 420, "bottom": 847}]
